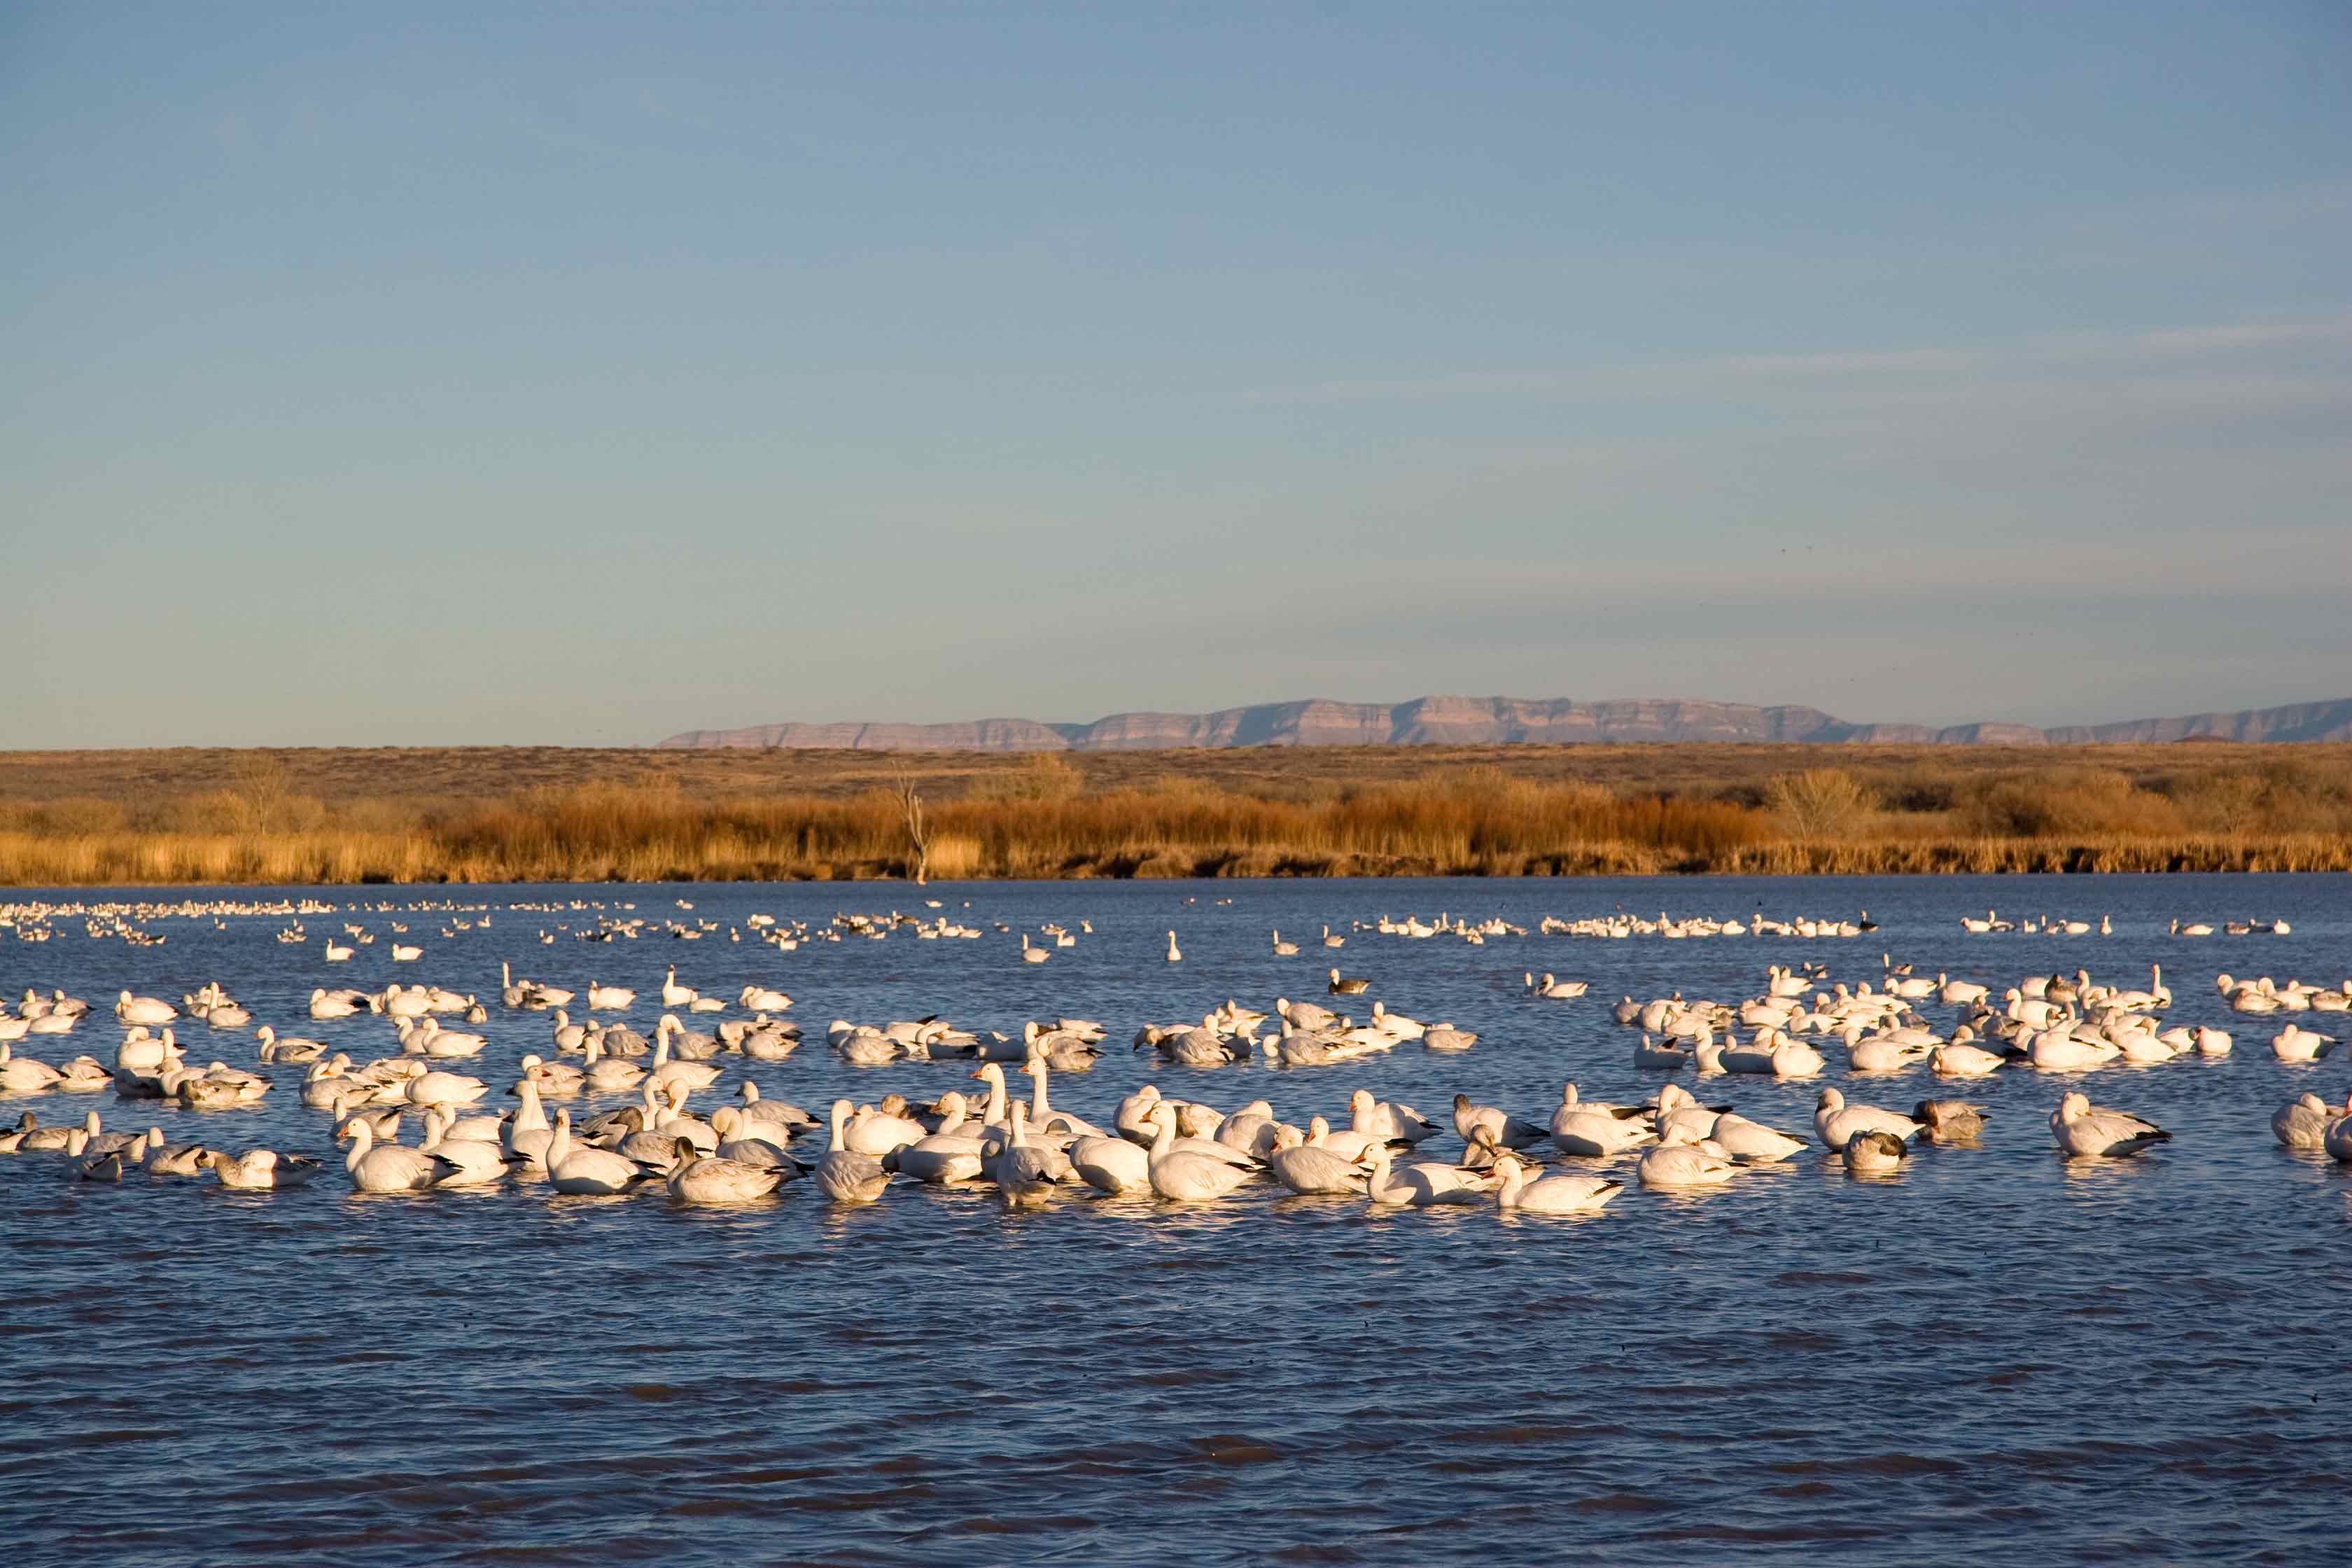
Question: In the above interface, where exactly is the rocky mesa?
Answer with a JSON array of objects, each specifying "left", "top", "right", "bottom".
[{"left": 658, "top": 694, "right": 2352, "bottom": 751}]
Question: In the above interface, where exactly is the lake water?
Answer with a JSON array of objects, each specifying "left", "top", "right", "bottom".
[{"left": 2, "top": 874, "right": 2346, "bottom": 1564}]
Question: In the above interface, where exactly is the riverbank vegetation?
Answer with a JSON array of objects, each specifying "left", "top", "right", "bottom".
[{"left": 1, "top": 745, "right": 2347, "bottom": 884}]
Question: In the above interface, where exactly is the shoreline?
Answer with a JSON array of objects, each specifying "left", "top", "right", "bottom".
[
  {"left": 2, "top": 837, "right": 2345, "bottom": 888},
  {"left": 5, "top": 743, "right": 2346, "bottom": 886}
]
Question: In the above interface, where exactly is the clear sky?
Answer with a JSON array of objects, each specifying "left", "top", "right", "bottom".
[{"left": 4, "top": 2, "right": 2348, "bottom": 746}]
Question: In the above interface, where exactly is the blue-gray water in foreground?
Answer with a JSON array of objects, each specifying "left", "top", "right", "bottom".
[{"left": 2, "top": 874, "right": 2347, "bottom": 1565}]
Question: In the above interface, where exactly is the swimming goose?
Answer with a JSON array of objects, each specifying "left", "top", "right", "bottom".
[
  {"left": 814, "top": 1100, "right": 890, "bottom": 1204},
  {"left": 648, "top": 1021, "right": 724, "bottom": 1090},
  {"left": 1213, "top": 1101, "right": 1281, "bottom": 1160},
  {"left": 893, "top": 1109, "right": 990, "bottom": 1184},
  {"left": 1492, "top": 1153, "right": 1620, "bottom": 1214},
  {"left": 76, "top": 1112, "right": 149, "bottom": 1158},
  {"left": 115, "top": 991, "right": 177, "bottom": 1027},
  {"left": 584, "top": 981, "right": 636, "bottom": 1011},
  {"left": 141, "top": 1131, "right": 213, "bottom": 1177},
  {"left": 708, "top": 1108, "right": 808, "bottom": 1174},
  {"left": 1421, "top": 1023, "right": 1478, "bottom": 1054},
  {"left": 735, "top": 1082, "right": 818, "bottom": 1142},
  {"left": 512, "top": 1054, "right": 582, "bottom": 1100},
  {"left": 1846, "top": 1029, "right": 1935, "bottom": 1074},
  {"left": 1930, "top": 1041, "right": 2008, "bottom": 1077},
  {"left": 419, "top": 1109, "right": 517, "bottom": 1186},
  {"left": 1328, "top": 968, "right": 1369, "bottom": 996},
  {"left": 253, "top": 1026, "right": 326, "bottom": 1064},
  {"left": 1631, "top": 1033, "right": 1689, "bottom": 1070},
  {"left": 1814, "top": 1088, "right": 1924, "bottom": 1152},
  {"left": 1348, "top": 1088, "right": 1438, "bottom": 1147},
  {"left": 1363, "top": 1144, "right": 1485, "bottom": 1207},
  {"left": 74, "top": 1133, "right": 149, "bottom": 1182},
  {"left": 1451, "top": 1095, "right": 1549, "bottom": 1152},
  {"left": 1144, "top": 1102, "right": 1252, "bottom": 1202},
  {"left": 0, "top": 1110, "right": 38, "bottom": 1152},
  {"left": 2273, "top": 1091, "right": 2348, "bottom": 1149},
  {"left": 1706, "top": 1112, "right": 1806, "bottom": 1164},
  {"left": 2050, "top": 1092, "right": 2171, "bottom": 1158},
  {"left": 2324, "top": 1112, "right": 2352, "bottom": 1163},
  {"left": 500, "top": 1078, "right": 555, "bottom": 1167},
  {"left": 981, "top": 1102, "right": 1063, "bottom": 1208},
  {"left": 666, "top": 1138, "right": 785, "bottom": 1204},
  {"left": 209, "top": 1148, "right": 319, "bottom": 1189},
  {"left": 1276, "top": 997, "right": 1339, "bottom": 1033},
  {"left": 1634, "top": 1126, "right": 1742, "bottom": 1189},
  {"left": 1019, "top": 1058, "right": 1103, "bottom": 1138},
  {"left": 1299, "top": 1115, "right": 1380, "bottom": 1163},
  {"left": 2271, "top": 1025, "right": 2338, "bottom": 1063},
  {"left": 13, "top": 1112, "right": 85, "bottom": 1154},
  {"left": 52, "top": 1056, "right": 108, "bottom": 1093},
  {"left": 1525, "top": 973, "right": 1589, "bottom": 999},
  {"left": 1067, "top": 1130, "right": 1152, "bottom": 1195},
  {"left": 404, "top": 1065, "right": 489, "bottom": 1109},
  {"left": 1549, "top": 1086, "right": 1656, "bottom": 1157},
  {"left": 547, "top": 1108, "right": 652, "bottom": 1194},
  {"left": 338, "top": 1117, "right": 456, "bottom": 1193},
  {"left": 1265, "top": 1124, "right": 1370, "bottom": 1195},
  {"left": 1842, "top": 1130, "right": 1909, "bottom": 1175},
  {"left": 1912, "top": 1100, "right": 1988, "bottom": 1145},
  {"left": 580, "top": 1035, "right": 645, "bottom": 1093},
  {"left": 1023, "top": 1026, "right": 1100, "bottom": 1074},
  {"left": 0, "top": 1045, "right": 64, "bottom": 1094}
]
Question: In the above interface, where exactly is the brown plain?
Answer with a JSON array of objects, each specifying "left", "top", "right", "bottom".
[{"left": 1, "top": 743, "right": 2347, "bottom": 886}]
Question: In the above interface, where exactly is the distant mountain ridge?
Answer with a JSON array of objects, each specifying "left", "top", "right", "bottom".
[{"left": 658, "top": 694, "right": 2352, "bottom": 751}]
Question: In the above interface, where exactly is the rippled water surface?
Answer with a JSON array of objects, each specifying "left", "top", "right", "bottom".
[{"left": 4, "top": 874, "right": 2348, "bottom": 1564}]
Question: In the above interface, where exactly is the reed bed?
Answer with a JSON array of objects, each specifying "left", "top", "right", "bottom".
[{"left": 1, "top": 753, "right": 2347, "bottom": 884}]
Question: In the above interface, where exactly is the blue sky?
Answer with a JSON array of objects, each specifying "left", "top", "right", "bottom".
[{"left": 4, "top": 2, "right": 2348, "bottom": 746}]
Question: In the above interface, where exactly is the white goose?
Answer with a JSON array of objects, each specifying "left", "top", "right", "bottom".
[
  {"left": 1144, "top": 1102, "right": 1251, "bottom": 1201},
  {"left": 547, "top": 1108, "right": 650, "bottom": 1195},
  {"left": 1707, "top": 1112, "right": 1807, "bottom": 1164},
  {"left": 1348, "top": 1088, "right": 1438, "bottom": 1146},
  {"left": 1492, "top": 1153, "right": 1620, "bottom": 1214},
  {"left": 2271, "top": 1024, "right": 2338, "bottom": 1063},
  {"left": 1549, "top": 1085, "right": 1656, "bottom": 1156},
  {"left": 419, "top": 1109, "right": 514, "bottom": 1186},
  {"left": 338, "top": 1117, "right": 455, "bottom": 1193},
  {"left": 1843, "top": 1130, "right": 1910, "bottom": 1175},
  {"left": 1813, "top": 1088, "right": 1923, "bottom": 1152},
  {"left": 666, "top": 1140, "right": 785, "bottom": 1204},
  {"left": 814, "top": 1100, "right": 890, "bottom": 1204},
  {"left": 1364, "top": 1144, "right": 1483, "bottom": 1208},
  {"left": 209, "top": 1148, "right": 318, "bottom": 1189},
  {"left": 2050, "top": 1092, "right": 2171, "bottom": 1158},
  {"left": 1264, "top": 1124, "right": 1369, "bottom": 1195},
  {"left": 2272, "top": 1091, "right": 2346, "bottom": 1149},
  {"left": 893, "top": 1102, "right": 990, "bottom": 1186},
  {"left": 1635, "top": 1125, "right": 1742, "bottom": 1189}
]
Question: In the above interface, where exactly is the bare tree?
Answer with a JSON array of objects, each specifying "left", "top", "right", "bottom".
[
  {"left": 231, "top": 752, "right": 290, "bottom": 835},
  {"left": 895, "top": 772, "right": 930, "bottom": 885},
  {"left": 1764, "top": 768, "right": 1872, "bottom": 841}
]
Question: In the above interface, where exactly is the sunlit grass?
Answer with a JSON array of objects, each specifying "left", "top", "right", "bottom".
[{"left": 2, "top": 750, "right": 2347, "bottom": 884}]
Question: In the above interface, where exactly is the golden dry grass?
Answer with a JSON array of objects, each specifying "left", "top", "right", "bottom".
[{"left": 1, "top": 744, "right": 2347, "bottom": 884}]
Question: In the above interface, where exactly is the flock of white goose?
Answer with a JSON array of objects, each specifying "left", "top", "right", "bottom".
[{"left": 1, "top": 899, "right": 2344, "bottom": 1212}]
